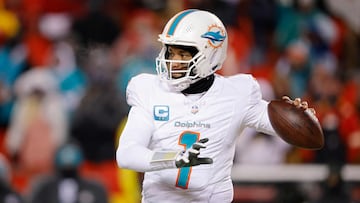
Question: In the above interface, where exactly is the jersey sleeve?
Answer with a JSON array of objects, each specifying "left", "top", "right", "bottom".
[
  {"left": 117, "top": 106, "right": 158, "bottom": 172},
  {"left": 116, "top": 75, "right": 178, "bottom": 172},
  {"left": 242, "top": 75, "right": 277, "bottom": 136}
]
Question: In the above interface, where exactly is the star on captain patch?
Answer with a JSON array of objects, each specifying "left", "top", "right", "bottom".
[{"left": 191, "top": 105, "right": 199, "bottom": 114}]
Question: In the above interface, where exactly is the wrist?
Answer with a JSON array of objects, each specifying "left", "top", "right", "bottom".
[{"left": 150, "top": 150, "right": 182, "bottom": 169}]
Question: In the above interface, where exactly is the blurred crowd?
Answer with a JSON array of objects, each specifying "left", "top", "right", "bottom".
[{"left": 0, "top": 0, "right": 360, "bottom": 202}]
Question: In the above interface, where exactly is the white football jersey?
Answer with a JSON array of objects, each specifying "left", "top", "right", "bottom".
[{"left": 117, "top": 73, "right": 276, "bottom": 202}]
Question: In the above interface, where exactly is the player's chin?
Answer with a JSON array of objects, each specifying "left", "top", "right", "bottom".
[{"left": 171, "top": 73, "right": 186, "bottom": 79}]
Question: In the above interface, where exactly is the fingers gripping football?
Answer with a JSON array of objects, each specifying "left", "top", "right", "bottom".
[
  {"left": 175, "top": 138, "right": 213, "bottom": 168},
  {"left": 282, "top": 96, "right": 316, "bottom": 115}
]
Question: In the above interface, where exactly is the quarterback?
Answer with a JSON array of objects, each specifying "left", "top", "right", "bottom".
[{"left": 116, "top": 9, "right": 311, "bottom": 203}]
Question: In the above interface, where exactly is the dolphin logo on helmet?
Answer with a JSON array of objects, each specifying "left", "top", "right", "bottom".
[
  {"left": 201, "top": 31, "right": 226, "bottom": 43},
  {"left": 201, "top": 25, "right": 226, "bottom": 48}
]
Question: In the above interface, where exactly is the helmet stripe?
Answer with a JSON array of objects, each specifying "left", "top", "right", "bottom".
[{"left": 167, "top": 9, "right": 197, "bottom": 36}]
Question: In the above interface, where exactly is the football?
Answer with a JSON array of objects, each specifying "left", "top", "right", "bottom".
[{"left": 268, "top": 99, "right": 324, "bottom": 150}]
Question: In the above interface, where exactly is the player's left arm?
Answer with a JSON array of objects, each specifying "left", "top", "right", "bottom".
[
  {"left": 242, "top": 76, "right": 277, "bottom": 136},
  {"left": 242, "top": 76, "right": 316, "bottom": 136}
]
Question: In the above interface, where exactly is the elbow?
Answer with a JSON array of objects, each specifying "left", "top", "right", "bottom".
[
  {"left": 116, "top": 147, "right": 130, "bottom": 169},
  {"left": 116, "top": 141, "right": 151, "bottom": 172}
]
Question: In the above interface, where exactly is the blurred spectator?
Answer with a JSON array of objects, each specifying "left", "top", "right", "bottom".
[
  {"left": 0, "top": 153, "right": 24, "bottom": 203},
  {"left": 337, "top": 72, "right": 360, "bottom": 163},
  {"left": 52, "top": 40, "right": 87, "bottom": 118},
  {"left": 315, "top": 113, "right": 347, "bottom": 165},
  {"left": 286, "top": 58, "right": 346, "bottom": 164},
  {"left": 71, "top": 46, "right": 126, "bottom": 163},
  {"left": 134, "top": 0, "right": 168, "bottom": 11},
  {"left": 325, "top": 0, "right": 360, "bottom": 73},
  {"left": 220, "top": 15, "right": 254, "bottom": 75},
  {"left": 275, "top": 0, "right": 338, "bottom": 56},
  {"left": 71, "top": 7, "right": 136, "bottom": 200},
  {"left": 273, "top": 39, "right": 312, "bottom": 98},
  {"left": 276, "top": 183, "right": 306, "bottom": 203},
  {"left": 28, "top": 142, "right": 109, "bottom": 203},
  {"left": 186, "top": 0, "right": 240, "bottom": 27},
  {"left": 72, "top": 8, "right": 120, "bottom": 49},
  {"left": 22, "top": 11, "right": 56, "bottom": 68},
  {"left": 0, "top": 4, "right": 27, "bottom": 127},
  {"left": 70, "top": 46, "right": 128, "bottom": 200},
  {"left": 307, "top": 57, "right": 339, "bottom": 105},
  {"left": 306, "top": 60, "right": 347, "bottom": 165},
  {"left": 248, "top": 0, "right": 278, "bottom": 65},
  {"left": 318, "top": 164, "right": 350, "bottom": 203},
  {"left": 5, "top": 68, "right": 68, "bottom": 192},
  {"left": 38, "top": 13, "right": 88, "bottom": 118},
  {"left": 114, "top": 9, "right": 160, "bottom": 94}
]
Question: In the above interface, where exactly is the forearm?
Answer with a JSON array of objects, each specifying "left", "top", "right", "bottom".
[
  {"left": 116, "top": 107, "right": 179, "bottom": 172},
  {"left": 116, "top": 144, "right": 179, "bottom": 172},
  {"left": 117, "top": 137, "right": 212, "bottom": 171},
  {"left": 116, "top": 141, "right": 153, "bottom": 172}
]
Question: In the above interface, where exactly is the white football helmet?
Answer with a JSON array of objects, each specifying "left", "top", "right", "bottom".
[{"left": 156, "top": 9, "right": 228, "bottom": 91}]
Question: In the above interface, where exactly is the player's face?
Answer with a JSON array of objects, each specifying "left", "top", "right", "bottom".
[{"left": 166, "top": 46, "right": 193, "bottom": 79}]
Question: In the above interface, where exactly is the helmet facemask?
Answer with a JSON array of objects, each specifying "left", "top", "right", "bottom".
[{"left": 156, "top": 45, "right": 205, "bottom": 91}]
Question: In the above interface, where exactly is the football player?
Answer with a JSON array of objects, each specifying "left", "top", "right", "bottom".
[{"left": 116, "top": 9, "right": 312, "bottom": 203}]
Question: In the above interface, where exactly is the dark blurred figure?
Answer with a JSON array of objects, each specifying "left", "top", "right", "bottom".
[
  {"left": 70, "top": 46, "right": 128, "bottom": 198},
  {"left": 308, "top": 62, "right": 347, "bottom": 165},
  {"left": 187, "top": 0, "right": 240, "bottom": 27},
  {"left": 70, "top": 0, "right": 122, "bottom": 164},
  {"left": 71, "top": 1, "right": 120, "bottom": 49},
  {"left": 248, "top": 0, "right": 277, "bottom": 65},
  {"left": 0, "top": 154, "right": 24, "bottom": 203},
  {"left": 276, "top": 183, "right": 306, "bottom": 203},
  {"left": 318, "top": 164, "right": 351, "bottom": 203},
  {"left": 325, "top": 0, "right": 360, "bottom": 75},
  {"left": 28, "top": 142, "right": 109, "bottom": 203},
  {"left": 71, "top": 46, "right": 127, "bottom": 163},
  {"left": 315, "top": 123, "right": 347, "bottom": 165}
]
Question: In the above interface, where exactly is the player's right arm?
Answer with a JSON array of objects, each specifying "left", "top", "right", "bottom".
[
  {"left": 116, "top": 74, "right": 211, "bottom": 172},
  {"left": 116, "top": 74, "right": 175, "bottom": 172},
  {"left": 116, "top": 105, "right": 158, "bottom": 172},
  {"left": 117, "top": 106, "right": 212, "bottom": 172}
]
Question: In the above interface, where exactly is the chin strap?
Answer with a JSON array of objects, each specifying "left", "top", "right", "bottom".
[{"left": 181, "top": 74, "right": 215, "bottom": 94}]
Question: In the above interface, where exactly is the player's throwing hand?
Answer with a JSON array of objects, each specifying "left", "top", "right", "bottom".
[
  {"left": 175, "top": 138, "right": 213, "bottom": 168},
  {"left": 282, "top": 95, "right": 316, "bottom": 115}
]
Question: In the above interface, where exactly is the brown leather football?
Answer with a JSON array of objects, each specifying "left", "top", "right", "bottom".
[{"left": 268, "top": 99, "right": 324, "bottom": 150}]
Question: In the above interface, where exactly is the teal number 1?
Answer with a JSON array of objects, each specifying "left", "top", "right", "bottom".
[{"left": 175, "top": 131, "right": 199, "bottom": 189}]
